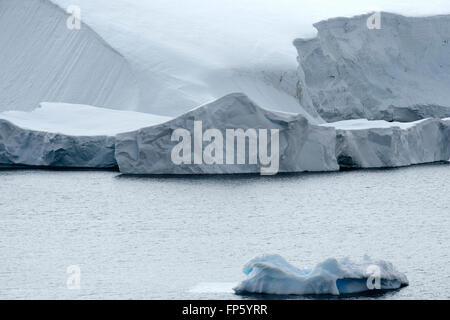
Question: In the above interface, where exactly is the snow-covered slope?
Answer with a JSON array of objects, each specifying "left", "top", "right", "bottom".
[
  {"left": 4, "top": 0, "right": 450, "bottom": 121},
  {"left": 115, "top": 93, "right": 338, "bottom": 174},
  {"left": 294, "top": 12, "right": 450, "bottom": 122},
  {"left": 0, "top": 0, "right": 138, "bottom": 112},
  {"left": 47, "top": 0, "right": 326, "bottom": 120},
  {"left": 234, "top": 254, "right": 408, "bottom": 296},
  {"left": 0, "top": 102, "right": 171, "bottom": 136}
]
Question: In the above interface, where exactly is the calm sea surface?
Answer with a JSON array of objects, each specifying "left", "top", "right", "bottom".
[{"left": 0, "top": 164, "right": 449, "bottom": 299}]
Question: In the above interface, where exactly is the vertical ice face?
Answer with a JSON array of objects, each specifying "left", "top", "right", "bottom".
[
  {"left": 0, "top": 0, "right": 139, "bottom": 112},
  {"left": 0, "top": 119, "right": 117, "bottom": 168},
  {"left": 331, "top": 119, "right": 450, "bottom": 168},
  {"left": 294, "top": 12, "right": 450, "bottom": 122},
  {"left": 114, "top": 93, "right": 338, "bottom": 175}
]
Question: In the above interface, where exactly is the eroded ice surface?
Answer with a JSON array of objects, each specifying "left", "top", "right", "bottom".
[
  {"left": 1, "top": 98, "right": 448, "bottom": 171},
  {"left": 295, "top": 12, "right": 450, "bottom": 122},
  {"left": 327, "top": 119, "right": 450, "bottom": 168},
  {"left": 234, "top": 254, "right": 409, "bottom": 296},
  {"left": 0, "top": 119, "right": 117, "bottom": 168},
  {"left": 0, "top": 103, "right": 170, "bottom": 168},
  {"left": 115, "top": 93, "right": 338, "bottom": 175}
]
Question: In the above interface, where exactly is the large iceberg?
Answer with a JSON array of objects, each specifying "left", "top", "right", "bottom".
[
  {"left": 0, "top": 1, "right": 449, "bottom": 173},
  {"left": 1, "top": 99, "right": 448, "bottom": 172},
  {"left": 294, "top": 12, "right": 450, "bottom": 122},
  {"left": 115, "top": 95, "right": 449, "bottom": 174},
  {"left": 115, "top": 93, "right": 339, "bottom": 175},
  {"left": 0, "top": 103, "right": 170, "bottom": 168},
  {"left": 234, "top": 254, "right": 409, "bottom": 296},
  {"left": 323, "top": 118, "right": 450, "bottom": 168}
]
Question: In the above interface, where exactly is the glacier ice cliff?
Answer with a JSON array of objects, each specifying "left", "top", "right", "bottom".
[
  {"left": 294, "top": 12, "right": 450, "bottom": 122},
  {"left": 323, "top": 118, "right": 450, "bottom": 168},
  {"left": 115, "top": 93, "right": 449, "bottom": 175},
  {"left": 115, "top": 93, "right": 338, "bottom": 174},
  {"left": 0, "top": 99, "right": 448, "bottom": 172},
  {"left": 0, "top": 0, "right": 138, "bottom": 112},
  {"left": 0, "top": 119, "right": 117, "bottom": 168},
  {"left": 234, "top": 254, "right": 409, "bottom": 296},
  {"left": 0, "top": 103, "right": 170, "bottom": 168}
]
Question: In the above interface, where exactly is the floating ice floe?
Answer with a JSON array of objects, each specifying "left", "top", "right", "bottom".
[{"left": 234, "top": 254, "right": 409, "bottom": 296}]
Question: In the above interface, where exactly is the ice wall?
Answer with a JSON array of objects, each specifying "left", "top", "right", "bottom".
[
  {"left": 115, "top": 93, "right": 338, "bottom": 174},
  {"left": 0, "top": 102, "right": 170, "bottom": 168},
  {"left": 323, "top": 118, "right": 450, "bottom": 168},
  {"left": 294, "top": 12, "right": 450, "bottom": 122},
  {"left": 0, "top": 99, "right": 448, "bottom": 171},
  {"left": 0, "top": 119, "right": 116, "bottom": 168}
]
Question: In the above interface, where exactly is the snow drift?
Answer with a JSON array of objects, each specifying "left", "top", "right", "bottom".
[
  {"left": 0, "top": 0, "right": 138, "bottom": 112},
  {"left": 234, "top": 254, "right": 409, "bottom": 296},
  {"left": 294, "top": 12, "right": 450, "bottom": 122},
  {"left": 115, "top": 93, "right": 338, "bottom": 174},
  {"left": 0, "top": 102, "right": 171, "bottom": 136}
]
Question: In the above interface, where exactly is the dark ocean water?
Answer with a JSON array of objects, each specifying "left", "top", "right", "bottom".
[{"left": 0, "top": 163, "right": 449, "bottom": 299}]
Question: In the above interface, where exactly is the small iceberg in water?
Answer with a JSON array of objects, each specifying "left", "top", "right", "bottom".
[{"left": 234, "top": 254, "right": 408, "bottom": 296}]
